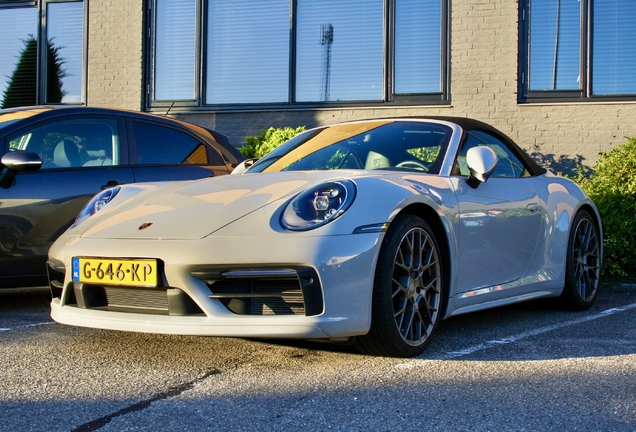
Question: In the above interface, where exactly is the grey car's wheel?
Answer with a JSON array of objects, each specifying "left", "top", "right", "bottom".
[
  {"left": 355, "top": 214, "right": 443, "bottom": 357},
  {"left": 560, "top": 209, "right": 601, "bottom": 310}
]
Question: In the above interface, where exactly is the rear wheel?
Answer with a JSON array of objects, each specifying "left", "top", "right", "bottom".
[
  {"left": 560, "top": 209, "right": 601, "bottom": 310},
  {"left": 355, "top": 215, "right": 443, "bottom": 357}
]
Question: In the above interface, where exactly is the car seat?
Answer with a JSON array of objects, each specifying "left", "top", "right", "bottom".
[
  {"left": 82, "top": 133, "right": 113, "bottom": 166},
  {"left": 365, "top": 151, "right": 391, "bottom": 170},
  {"left": 53, "top": 140, "right": 82, "bottom": 167}
]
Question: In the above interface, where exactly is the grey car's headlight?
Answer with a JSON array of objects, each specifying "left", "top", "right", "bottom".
[
  {"left": 281, "top": 180, "right": 356, "bottom": 231},
  {"left": 74, "top": 186, "right": 120, "bottom": 227}
]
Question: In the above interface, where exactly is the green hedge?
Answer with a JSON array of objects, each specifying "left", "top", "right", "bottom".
[
  {"left": 239, "top": 126, "right": 306, "bottom": 159},
  {"left": 576, "top": 137, "right": 636, "bottom": 279}
]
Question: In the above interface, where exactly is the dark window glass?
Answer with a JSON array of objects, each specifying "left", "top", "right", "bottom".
[
  {"left": 295, "top": 0, "right": 383, "bottom": 102},
  {"left": 529, "top": 0, "right": 581, "bottom": 91},
  {"left": 0, "top": 2, "right": 85, "bottom": 108},
  {"left": 8, "top": 118, "right": 121, "bottom": 169},
  {"left": 0, "top": 7, "right": 38, "bottom": 109},
  {"left": 154, "top": 0, "right": 196, "bottom": 100},
  {"left": 592, "top": 0, "right": 636, "bottom": 95},
  {"left": 522, "top": 0, "right": 636, "bottom": 100},
  {"left": 205, "top": 0, "right": 289, "bottom": 104},
  {"left": 46, "top": 2, "right": 85, "bottom": 103},
  {"left": 132, "top": 122, "right": 223, "bottom": 165},
  {"left": 394, "top": 0, "right": 442, "bottom": 94},
  {"left": 150, "top": 0, "right": 448, "bottom": 107}
]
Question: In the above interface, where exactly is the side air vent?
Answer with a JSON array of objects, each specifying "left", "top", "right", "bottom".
[{"left": 47, "top": 259, "right": 66, "bottom": 299}]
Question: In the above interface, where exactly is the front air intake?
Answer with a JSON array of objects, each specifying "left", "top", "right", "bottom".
[
  {"left": 192, "top": 267, "right": 323, "bottom": 316},
  {"left": 70, "top": 283, "right": 203, "bottom": 316}
]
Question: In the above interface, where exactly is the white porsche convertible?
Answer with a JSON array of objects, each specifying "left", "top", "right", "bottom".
[{"left": 48, "top": 118, "right": 601, "bottom": 357}]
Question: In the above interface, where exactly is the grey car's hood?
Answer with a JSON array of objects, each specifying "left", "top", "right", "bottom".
[{"left": 78, "top": 171, "right": 359, "bottom": 240}]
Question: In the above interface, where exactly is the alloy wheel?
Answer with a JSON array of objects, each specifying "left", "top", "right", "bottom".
[
  {"left": 572, "top": 217, "right": 600, "bottom": 301},
  {"left": 391, "top": 227, "right": 441, "bottom": 346}
]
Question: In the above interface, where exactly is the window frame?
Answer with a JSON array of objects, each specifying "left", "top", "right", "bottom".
[
  {"left": 146, "top": 0, "right": 450, "bottom": 111},
  {"left": 519, "top": 0, "right": 636, "bottom": 103},
  {"left": 147, "top": 0, "right": 200, "bottom": 107},
  {"left": 386, "top": 0, "right": 449, "bottom": 103},
  {"left": 0, "top": 0, "right": 87, "bottom": 107}
]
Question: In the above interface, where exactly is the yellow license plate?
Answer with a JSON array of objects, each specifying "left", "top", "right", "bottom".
[{"left": 72, "top": 257, "right": 158, "bottom": 287}]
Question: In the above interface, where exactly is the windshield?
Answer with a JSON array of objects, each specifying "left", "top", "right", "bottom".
[{"left": 248, "top": 120, "right": 452, "bottom": 174}]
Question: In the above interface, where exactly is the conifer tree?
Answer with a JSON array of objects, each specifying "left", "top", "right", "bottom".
[{"left": 1, "top": 36, "right": 67, "bottom": 108}]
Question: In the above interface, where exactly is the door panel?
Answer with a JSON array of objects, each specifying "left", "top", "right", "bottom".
[
  {"left": 454, "top": 177, "right": 545, "bottom": 293},
  {"left": 0, "top": 115, "right": 131, "bottom": 286},
  {"left": 0, "top": 167, "right": 134, "bottom": 285}
]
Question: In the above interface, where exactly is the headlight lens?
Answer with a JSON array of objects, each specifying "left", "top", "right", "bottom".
[
  {"left": 281, "top": 180, "right": 356, "bottom": 231},
  {"left": 74, "top": 186, "right": 120, "bottom": 227}
]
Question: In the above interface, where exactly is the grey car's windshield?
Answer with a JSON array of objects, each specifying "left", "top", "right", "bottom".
[{"left": 248, "top": 120, "right": 453, "bottom": 174}]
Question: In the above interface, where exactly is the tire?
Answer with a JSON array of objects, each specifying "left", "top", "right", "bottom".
[
  {"left": 560, "top": 209, "right": 601, "bottom": 310},
  {"left": 355, "top": 214, "right": 444, "bottom": 357}
]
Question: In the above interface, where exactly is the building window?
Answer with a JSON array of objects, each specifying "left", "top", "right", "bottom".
[
  {"left": 205, "top": 0, "right": 289, "bottom": 104},
  {"left": 148, "top": 0, "right": 449, "bottom": 109},
  {"left": 520, "top": 0, "right": 636, "bottom": 101},
  {"left": 0, "top": 1, "right": 85, "bottom": 109},
  {"left": 394, "top": 0, "right": 442, "bottom": 95},
  {"left": 295, "top": 0, "right": 383, "bottom": 103},
  {"left": 154, "top": 0, "right": 196, "bottom": 101}
]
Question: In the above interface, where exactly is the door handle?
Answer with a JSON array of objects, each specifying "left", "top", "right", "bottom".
[
  {"left": 101, "top": 180, "right": 120, "bottom": 190},
  {"left": 526, "top": 203, "right": 539, "bottom": 213}
]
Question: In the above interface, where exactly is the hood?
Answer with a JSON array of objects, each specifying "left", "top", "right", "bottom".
[{"left": 78, "top": 171, "right": 357, "bottom": 240}]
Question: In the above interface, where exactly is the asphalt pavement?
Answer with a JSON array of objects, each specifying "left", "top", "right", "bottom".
[{"left": 1, "top": 286, "right": 635, "bottom": 431}]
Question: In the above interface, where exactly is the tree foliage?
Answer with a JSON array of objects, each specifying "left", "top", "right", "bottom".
[
  {"left": 1, "top": 36, "right": 67, "bottom": 109},
  {"left": 239, "top": 126, "right": 306, "bottom": 159}
]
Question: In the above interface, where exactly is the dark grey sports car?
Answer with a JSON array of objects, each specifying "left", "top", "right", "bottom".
[{"left": 0, "top": 106, "right": 244, "bottom": 289}]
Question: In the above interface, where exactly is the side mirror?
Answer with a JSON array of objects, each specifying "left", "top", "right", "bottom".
[
  {"left": 231, "top": 158, "right": 258, "bottom": 175},
  {"left": 466, "top": 146, "right": 497, "bottom": 189},
  {"left": 0, "top": 151, "right": 43, "bottom": 189}
]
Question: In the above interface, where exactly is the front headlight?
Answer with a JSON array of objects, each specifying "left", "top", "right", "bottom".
[
  {"left": 74, "top": 186, "right": 120, "bottom": 227},
  {"left": 281, "top": 180, "right": 356, "bottom": 231}
]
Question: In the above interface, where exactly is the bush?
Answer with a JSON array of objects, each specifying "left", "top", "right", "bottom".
[
  {"left": 239, "top": 126, "right": 306, "bottom": 159},
  {"left": 576, "top": 137, "right": 636, "bottom": 279}
]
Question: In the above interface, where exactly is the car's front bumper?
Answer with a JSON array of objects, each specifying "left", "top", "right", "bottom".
[{"left": 49, "top": 233, "right": 382, "bottom": 339}]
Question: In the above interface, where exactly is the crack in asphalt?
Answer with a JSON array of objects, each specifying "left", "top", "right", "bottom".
[{"left": 71, "top": 369, "right": 222, "bottom": 432}]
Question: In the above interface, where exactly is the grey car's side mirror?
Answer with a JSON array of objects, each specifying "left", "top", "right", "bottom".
[
  {"left": 466, "top": 146, "right": 498, "bottom": 189},
  {"left": 231, "top": 158, "right": 258, "bottom": 175},
  {"left": 0, "top": 151, "right": 43, "bottom": 189}
]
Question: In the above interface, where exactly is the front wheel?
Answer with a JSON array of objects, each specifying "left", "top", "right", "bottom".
[
  {"left": 355, "top": 215, "right": 444, "bottom": 357},
  {"left": 560, "top": 209, "right": 601, "bottom": 310}
]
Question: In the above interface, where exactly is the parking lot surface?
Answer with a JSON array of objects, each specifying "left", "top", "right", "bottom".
[{"left": 1, "top": 286, "right": 635, "bottom": 431}]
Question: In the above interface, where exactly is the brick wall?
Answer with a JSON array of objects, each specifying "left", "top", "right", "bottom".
[
  {"left": 86, "top": 0, "right": 144, "bottom": 110},
  {"left": 86, "top": 0, "right": 636, "bottom": 173}
]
